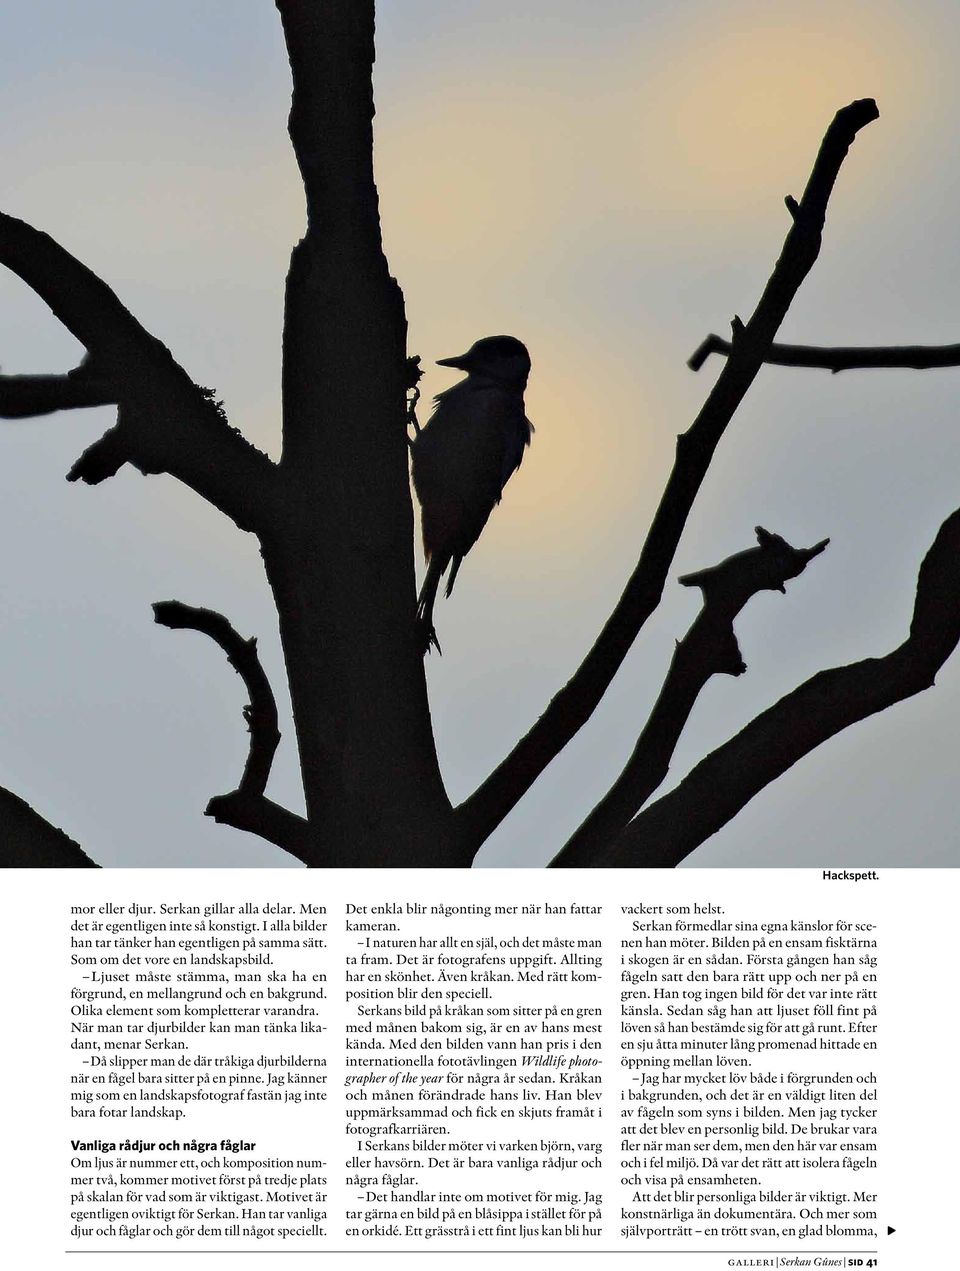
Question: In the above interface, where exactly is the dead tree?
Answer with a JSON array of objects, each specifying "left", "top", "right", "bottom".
[{"left": 1, "top": 4, "right": 957, "bottom": 868}]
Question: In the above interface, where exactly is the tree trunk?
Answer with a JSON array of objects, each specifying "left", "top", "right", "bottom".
[
  {"left": 262, "top": 519, "right": 455, "bottom": 867},
  {"left": 268, "top": 2, "right": 454, "bottom": 866}
]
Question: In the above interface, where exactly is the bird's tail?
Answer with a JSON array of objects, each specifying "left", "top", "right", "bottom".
[
  {"left": 444, "top": 555, "right": 463, "bottom": 599},
  {"left": 416, "top": 556, "right": 446, "bottom": 655}
]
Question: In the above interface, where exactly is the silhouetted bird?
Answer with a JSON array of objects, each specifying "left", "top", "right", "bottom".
[{"left": 411, "top": 335, "right": 533, "bottom": 651}]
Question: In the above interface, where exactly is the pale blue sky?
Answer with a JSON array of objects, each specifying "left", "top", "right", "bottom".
[{"left": 1, "top": 1, "right": 958, "bottom": 867}]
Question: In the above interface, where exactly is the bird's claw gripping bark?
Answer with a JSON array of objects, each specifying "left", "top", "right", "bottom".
[{"left": 415, "top": 607, "right": 442, "bottom": 657}]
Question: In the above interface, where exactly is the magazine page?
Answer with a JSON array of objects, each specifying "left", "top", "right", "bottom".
[
  {"left": 3, "top": 867, "right": 953, "bottom": 1269},
  {"left": 1, "top": 2, "right": 956, "bottom": 1268}
]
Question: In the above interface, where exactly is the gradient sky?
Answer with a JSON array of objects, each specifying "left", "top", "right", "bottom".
[{"left": 1, "top": 0, "right": 958, "bottom": 868}]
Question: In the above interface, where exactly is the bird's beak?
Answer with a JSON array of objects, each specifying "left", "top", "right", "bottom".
[{"left": 436, "top": 352, "right": 470, "bottom": 370}]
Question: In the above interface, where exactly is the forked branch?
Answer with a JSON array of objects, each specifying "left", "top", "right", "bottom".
[
  {"left": 0, "top": 212, "right": 276, "bottom": 530},
  {"left": 599, "top": 504, "right": 960, "bottom": 867},
  {"left": 457, "top": 98, "right": 879, "bottom": 857},
  {"left": 550, "top": 530, "right": 828, "bottom": 867},
  {"left": 153, "top": 601, "right": 311, "bottom": 862}
]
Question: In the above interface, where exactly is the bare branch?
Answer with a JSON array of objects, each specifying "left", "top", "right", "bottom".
[
  {"left": 599, "top": 505, "right": 960, "bottom": 867},
  {"left": 67, "top": 418, "right": 130, "bottom": 484},
  {"left": 0, "top": 785, "right": 97, "bottom": 867},
  {"left": 153, "top": 601, "right": 312, "bottom": 862},
  {"left": 457, "top": 98, "right": 879, "bottom": 855},
  {"left": 689, "top": 334, "right": 960, "bottom": 374},
  {"left": 550, "top": 530, "right": 828, "bottom": 867},
  {"left": 0, "top": 362, "right": 117, "bottom": 418},
  {"left": 153, "top": 601, "right": 281, "bottom": 795},
  {"left": 205, "top": 791, "right": 313, "bottom": 865},
  {"left": 0, "top": 212, "right": 275, "bottom": 530}
]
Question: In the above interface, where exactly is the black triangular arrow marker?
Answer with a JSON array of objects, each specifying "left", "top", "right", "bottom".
[{"left": 887, "top": 1226, "right": 895, "bottom": 1235}]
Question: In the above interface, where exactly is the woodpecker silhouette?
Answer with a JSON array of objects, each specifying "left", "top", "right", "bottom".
[{"left": 411, "top": 335, "right": 533, "bottom": 652}]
